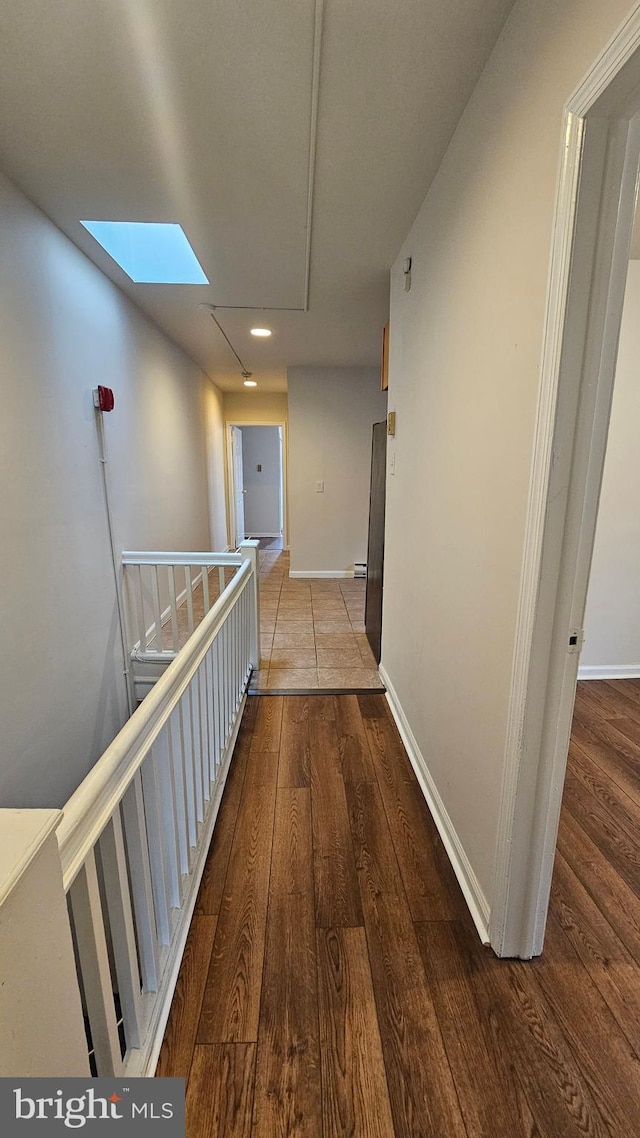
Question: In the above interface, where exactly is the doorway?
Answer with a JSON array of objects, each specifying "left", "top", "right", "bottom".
[
  {"left": 579, "top": 248, "right": 640, "bottom": 683},
  {"left": 492, "top": 24, "right": 640, "bottom": 958},
  {"left": 226, "top": 421, "right": 287, "bottom": 550}
]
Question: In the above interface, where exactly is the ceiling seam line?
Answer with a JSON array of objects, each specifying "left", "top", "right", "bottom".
[
  {"left": 207, "top": 306, "right": 305, "bottom": 312},
  {"left": 303, "top": 0, "right": 324, "bottom": 312}
]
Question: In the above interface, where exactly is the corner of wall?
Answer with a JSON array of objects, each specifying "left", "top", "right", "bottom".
[{"left": 203, "top": 377, "right": 229, "bottom": 551}]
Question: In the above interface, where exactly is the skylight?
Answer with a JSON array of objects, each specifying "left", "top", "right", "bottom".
[{"left": 79, "top": 221, "right": 208, "bottom": 284}]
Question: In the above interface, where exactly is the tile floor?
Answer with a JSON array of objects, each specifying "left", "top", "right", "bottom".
[{"left": 251, "top": 548, "right": 383, "bottom": 691}]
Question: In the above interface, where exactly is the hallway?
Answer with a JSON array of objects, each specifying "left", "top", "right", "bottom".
[{"left": 157, "top": 686, "right": 640, "bottom": 1137}]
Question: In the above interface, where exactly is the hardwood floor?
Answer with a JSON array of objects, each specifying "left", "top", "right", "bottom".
[{"left": 157, "top": 683, "right": 640, "bottom": 1136}]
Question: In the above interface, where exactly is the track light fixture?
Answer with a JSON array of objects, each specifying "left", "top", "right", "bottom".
[{"left": 198, "top": 303, "right": 253, "bottom": 382}]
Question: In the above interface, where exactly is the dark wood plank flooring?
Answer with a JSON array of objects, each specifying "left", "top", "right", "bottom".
[{"left": 158, "top": 683, "right": 640, "bottom": 1136}]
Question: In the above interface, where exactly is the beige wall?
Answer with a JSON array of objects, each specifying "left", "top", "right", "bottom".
[
  {"left": 381, "top": 0, "right": 634, "bottom": 911},
  {"left": 287, "top": 367, "right": 387, "bottom": 574},
  {"left": 582, "top": 260, "right": 640, "bottom": 673},
  {"left": 0, "top": 172, "right": 226, "bottom": 808},
  {"left": 204, "top": 380, "right": 228, "bottom": 551},
  {"left": 223, "top": 391, "right": 288, "bottom": 424},
  {"left": 223, "top": 391, "right": 288, "bottom": 548}
]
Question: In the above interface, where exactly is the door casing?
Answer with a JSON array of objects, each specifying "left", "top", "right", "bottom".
[
  {"left": 492, "top": 8, "right": 640, "bottom": 958},
  {"left": 225, "top": 420, "right": 289, "bottom": 552}
]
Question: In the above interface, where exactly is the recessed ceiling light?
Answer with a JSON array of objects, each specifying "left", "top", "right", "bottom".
[
  {"left": 244, "top": 379, "right": 258, "bottom": 387},
  {"left": 80, "top": 221, "right": 208, "bottom": 284},
  {"left": 250, "top": 327, "right": 271, "bottom": 337}
]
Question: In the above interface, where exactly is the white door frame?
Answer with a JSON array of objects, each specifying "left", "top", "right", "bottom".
[
  {"left": 230, "top": 425, "right": 246, "bottom": 548},
  {"left": 224, "top": 420, "right": 289, "bottom": 551},
  {"left": 491, "top": 7, "right": 640, "bottom": 958}
]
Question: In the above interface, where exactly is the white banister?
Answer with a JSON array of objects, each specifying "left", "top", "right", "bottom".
[
  {"left": 185, "top": 564, "right": 195, "bottom": 634},
  {"left": 121, "top": 772, "right": 159, "bottom": 993},
  {"left": 2, "top": 545, "right": 260, "bottom": 1078},
  {"left": 167, "top": 564, "right": 180, "bottom": 650},
  {"left": 122, "top": 551, "right": 242, "bottom": 565},
  {"left": 69, "top": 849, "right": 123, "bottom": 1076},
  {"left": 152, "top": 565, "right": 163, "bottom": 652},
  {"left": 50, "top": 548, "right": 257, "bottom": 1077},
  {"left": 190, "top": 683, "right": 205, "bottom": 824},
  {"left": 178, "top": 694, "right": 197, "bottom": 853},
  {"left": 135, "top": 564, "right": 147, "bottom": 653},
  {"left": 140, "top": 753, "right": 172, "bottom": 947},
  {"left": 202, "top": 565, "right": 210, "bottom": 612},
  {"left": 58, "top": 558, "right": 253, "bottom": 887},
  {"left": 99, "top": 810, "right": 144, "bottom": 1049},
  {"left": 167, "top": 706, "right": 190, "bottom": 876},
  {"left": 122, "top": 549, "right": 253, "bottom": 685}
]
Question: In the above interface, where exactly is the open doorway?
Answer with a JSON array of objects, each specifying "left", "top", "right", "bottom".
[
  {"left": 579, "top": 242, "right": 640, "bottom": 683},
  {"left": 492, "top": 22, "right": 640, "bottom": 958},
  {"left": 226, "top": 422, "right": 287, "bottom": 550}
]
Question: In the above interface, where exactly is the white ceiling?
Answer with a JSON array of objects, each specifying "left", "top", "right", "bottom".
[{"left": 0, "top": 0, "right": 514, "bottom": 392}]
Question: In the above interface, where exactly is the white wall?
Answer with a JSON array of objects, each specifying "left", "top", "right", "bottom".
[
  {"left": 0, "top": 172, "right": 226, "bottom": 809},
  {"left": 381, "top": 0, "right": 634, "bottom": 915},
  {"left": 241, "top": 426, "right": 282, "bottom": 536},
  {"left": 581, "top": 260, "right": 640, "bottom": 674},
  {"left": 287, "top": 367, "right": 387, "bottom": 574}
]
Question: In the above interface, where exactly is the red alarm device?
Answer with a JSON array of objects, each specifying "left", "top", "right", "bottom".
[{"left": 94, "top": 386, "right": 115, "bottom": 412}]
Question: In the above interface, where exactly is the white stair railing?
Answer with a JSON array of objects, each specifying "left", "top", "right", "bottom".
[
  {"left": 123, "top": 550, "right": 244, "bottom": 655},
  {"left": 47, "top": 541, "right": 260, "bottom": 1077},
  {"left": 122, "top": 544, "right": 260, "bottom": 702}
]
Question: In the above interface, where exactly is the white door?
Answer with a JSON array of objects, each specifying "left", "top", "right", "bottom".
[{"left": 231, "top": 426, "right": 245, "bottom": 547}]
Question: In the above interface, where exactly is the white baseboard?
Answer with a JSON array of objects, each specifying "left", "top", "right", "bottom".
[
  {"left": 378, "top": 664, "right": 490, "bottom": 945},
  {"left": 578, "top": 664, "right": 640, "bottom": 679},
  {"left": 289, "top": 569, "right": 355, "bottom": 579},
  {"left": 246, "top": 532, "right": 281, "bottom": 538}
]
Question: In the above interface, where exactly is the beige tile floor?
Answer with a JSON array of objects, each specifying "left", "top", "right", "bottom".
[{"left": 250, "top": 548, "right": 384, "bottom": 691}]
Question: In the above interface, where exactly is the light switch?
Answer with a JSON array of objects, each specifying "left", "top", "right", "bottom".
[{"left": 316, "top": 480, "right": 324, "bottom": 493}]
